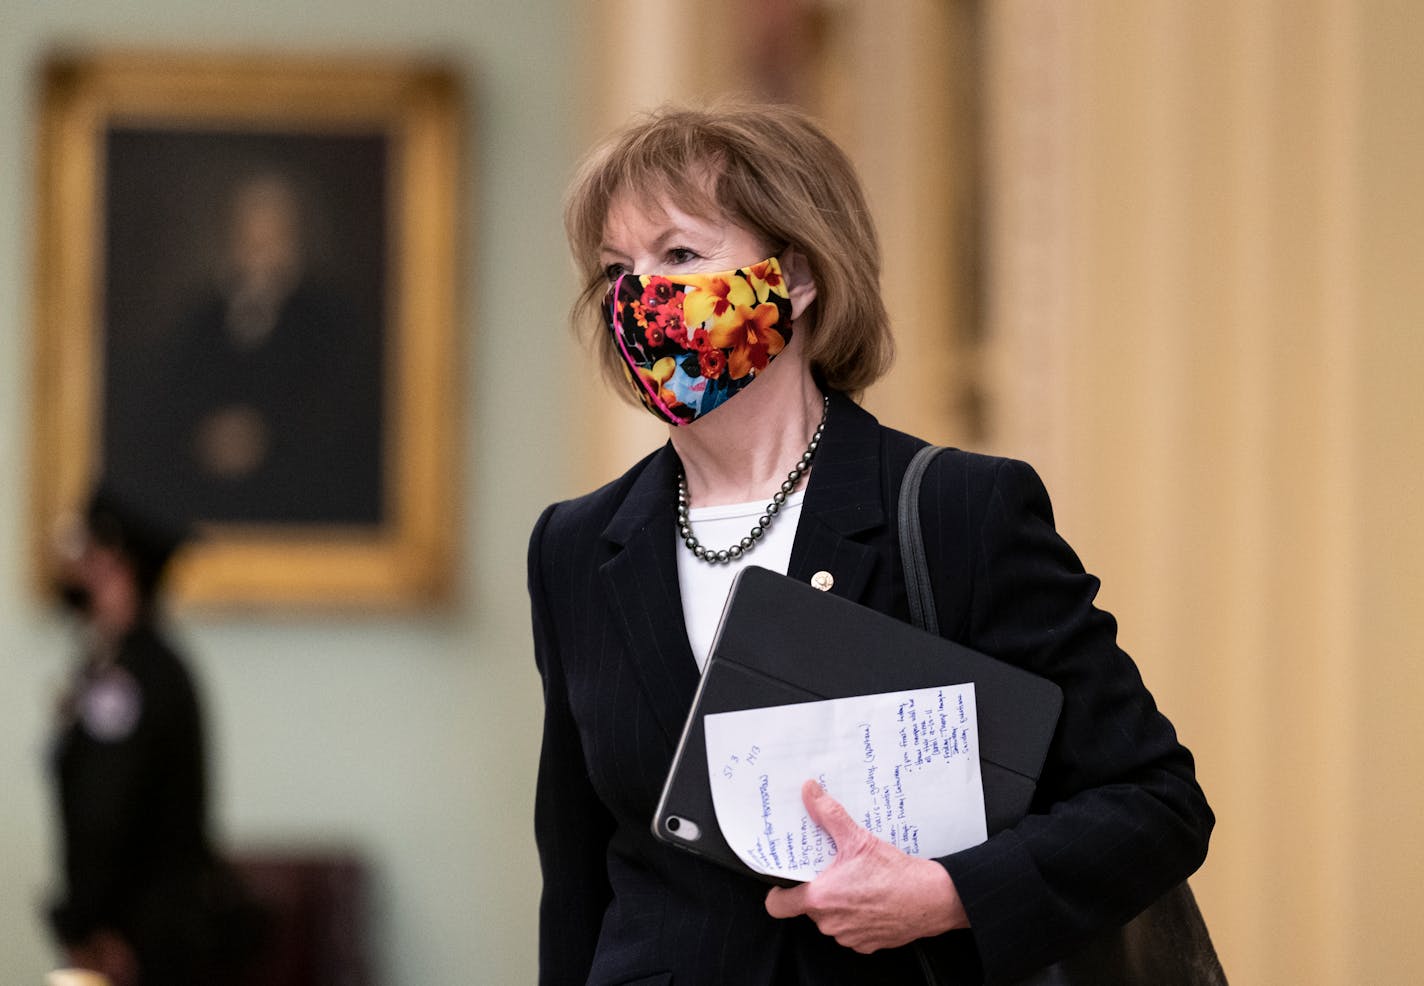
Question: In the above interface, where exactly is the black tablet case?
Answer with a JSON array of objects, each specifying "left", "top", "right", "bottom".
[{"left": 652, "top": 565, "right": 1064, "bottom": 882}]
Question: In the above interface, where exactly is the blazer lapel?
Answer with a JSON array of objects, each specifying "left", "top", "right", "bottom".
[
  {"left": 786, "top": 392, "right": 888, "bottom": 606},
  {"left": 598, "top": 443, "right": 702, "bottom": 745}
]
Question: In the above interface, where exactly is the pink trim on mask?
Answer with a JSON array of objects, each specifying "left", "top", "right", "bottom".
[{"left": 609, "top": 272, "right": 688, "bottom": 427}]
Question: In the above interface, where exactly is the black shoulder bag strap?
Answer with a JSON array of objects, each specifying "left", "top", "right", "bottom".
[
  {"left": 900, "top": 445, "right": 948, "bottom": 986},
  {"left": 896, "top": 445, "right": 1228, "bottom": 986},
  {"left": 898, "top": 444, "right": 946, "bottom": 637}
]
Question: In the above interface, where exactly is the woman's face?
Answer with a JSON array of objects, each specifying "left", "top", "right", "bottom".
[
  {"left": 599, "top": 192, "right": 773, "bottom": 283},
  {"left": 595, "top": 188, "right": 820, "bottom": 424}
]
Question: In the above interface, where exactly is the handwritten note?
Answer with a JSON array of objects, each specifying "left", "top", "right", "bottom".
[{"left": 703, "top": 684, "right": 987, "bottom": 882}]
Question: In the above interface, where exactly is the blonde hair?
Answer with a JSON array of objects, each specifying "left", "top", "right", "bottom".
[{"left": 564, "top": 99, "right": 893, "bottom": 397}]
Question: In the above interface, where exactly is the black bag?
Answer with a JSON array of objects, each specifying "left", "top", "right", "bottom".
[
  {"left": 1009, "top": 880, "right": 1226, "bottom": 986},
  {"left": 898, "top": 446, "right": 1227, "bottom": 986}
]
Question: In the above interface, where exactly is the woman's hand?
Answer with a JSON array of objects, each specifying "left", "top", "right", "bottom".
[{"left": 764, "top": 779, "right": 970, "bottom": 953}]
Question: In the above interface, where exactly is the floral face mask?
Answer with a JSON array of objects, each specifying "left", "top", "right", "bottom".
[{"left": 603, "top": 256, "right": 793, "bottom": 426}]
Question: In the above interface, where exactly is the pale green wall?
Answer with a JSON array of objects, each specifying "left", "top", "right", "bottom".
[{"left": 0, "top": 2, "right": 581, "bottom": 983}]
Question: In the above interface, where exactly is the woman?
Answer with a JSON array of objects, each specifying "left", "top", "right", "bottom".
[
  {"left": 529, "top": 101, "right": 1213, "bottom": 986},
  {"left": 48, "top": 487, "right": 264, "bottom": 986}
]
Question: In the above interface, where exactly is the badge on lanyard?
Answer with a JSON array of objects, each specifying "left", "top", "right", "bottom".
[{"left": 79, "top": 667, "right": 143, "bottom": 742}]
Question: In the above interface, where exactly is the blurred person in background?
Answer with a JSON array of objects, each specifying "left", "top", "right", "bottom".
[{"left": 45, "top": 486, "right": 264, "bottom": 986}]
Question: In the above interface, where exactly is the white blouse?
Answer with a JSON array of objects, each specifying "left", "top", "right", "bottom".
[{"left": 675, "top": 489, "right": 807, "bottom": 671}]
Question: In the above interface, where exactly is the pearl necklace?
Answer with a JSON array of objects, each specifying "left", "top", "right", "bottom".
[{"left": 676, "top": 395, "right": 829, "bottom": 565}]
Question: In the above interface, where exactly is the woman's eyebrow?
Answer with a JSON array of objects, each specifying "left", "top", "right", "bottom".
[{"left": 600, "top": 224, "right": 710, "bottom": 259}]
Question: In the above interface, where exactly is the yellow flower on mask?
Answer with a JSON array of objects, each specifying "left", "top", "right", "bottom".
[
  {"left": 627, "top": 356, "right": 689, "bottom": 415},
  {"left": 746, "top": 258, "right": 790, "bottom": 304},
  {"left": 677, "top": 271, "right": 756, "bottom": 331}
]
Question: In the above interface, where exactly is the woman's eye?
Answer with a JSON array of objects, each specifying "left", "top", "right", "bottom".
[
  {"left": 603, "top": 262, "right": 628, "bottom": 282},
  {"left": 666, "top": 247, "right": 699, "bottom": 266}
]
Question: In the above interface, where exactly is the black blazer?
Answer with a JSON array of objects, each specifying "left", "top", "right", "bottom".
[
  {"left": 528, "top": 392, "right": 1213, "bottom": 986},
  {"left": 49, "top": 625, "right": 265, "bottom": 985}
]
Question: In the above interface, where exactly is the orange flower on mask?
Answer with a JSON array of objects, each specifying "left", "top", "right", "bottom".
[
  {"left": 708, "top": 302, "right": 786, "bottom": 379},
  {"left": 746, "top": 258, "right": 790, "bottom": 304},
  {"left": 698, "top": 347, "right": 727, "bottom": 378},
  {"left": 677, "top": 270, "right": 756, "bottom": 332}
]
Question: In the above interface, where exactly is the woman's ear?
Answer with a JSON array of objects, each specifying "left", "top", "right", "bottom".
[{"left": 783, "top": 248, "right": 818, "bottom": 322}]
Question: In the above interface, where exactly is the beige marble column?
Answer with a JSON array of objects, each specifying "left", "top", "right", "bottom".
[{"left": 985, "top": 2, "right": 1424, "bottom": 982}]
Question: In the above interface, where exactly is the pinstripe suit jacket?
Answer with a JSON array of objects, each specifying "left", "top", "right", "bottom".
[{"left": 528, "top": 392, "right": 1212, "bottom": 986}]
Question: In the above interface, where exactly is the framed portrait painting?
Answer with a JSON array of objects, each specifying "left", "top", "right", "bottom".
[{"left": 30, "top": 52, "right": 462, "bottom": 607}]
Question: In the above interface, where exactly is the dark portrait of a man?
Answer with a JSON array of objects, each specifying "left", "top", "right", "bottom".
[{"left": 101, "top": 129, "right": 389, "bottom": 531}]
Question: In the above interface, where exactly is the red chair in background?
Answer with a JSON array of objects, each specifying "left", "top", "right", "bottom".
[{"left": 230, "top": 851, "right": 373, "bottom": 986}]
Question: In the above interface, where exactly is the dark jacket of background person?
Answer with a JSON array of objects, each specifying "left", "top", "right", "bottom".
[
  {"left": 48, "top": 626, "right": 264, "bottom": 986},
  {"left": 528, "top": 392, "right": 1214, "bottom": 986},
  {"left": 51, "top": 625, "right": 197, "bottom": 963}
]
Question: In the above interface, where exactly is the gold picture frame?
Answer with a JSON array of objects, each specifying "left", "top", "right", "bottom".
[{"left": 30, "top": 51, "right": 462, "bottom": 608}]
